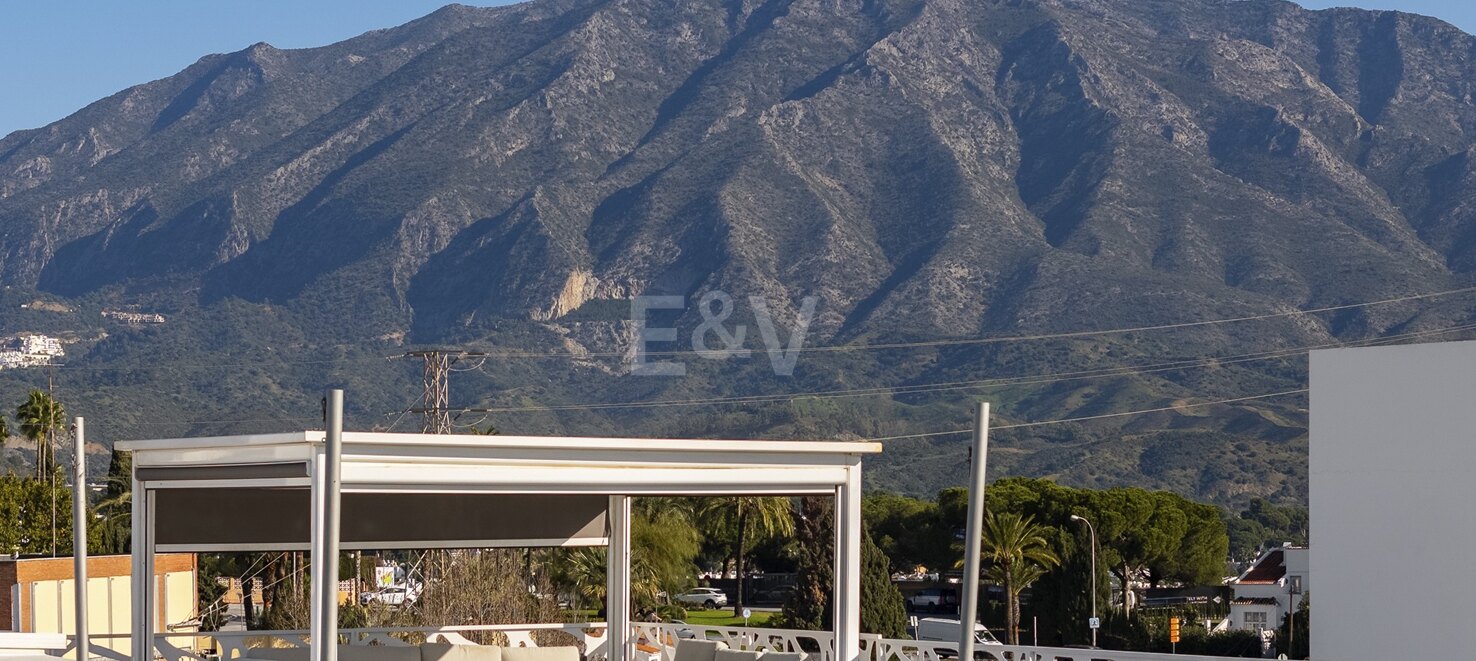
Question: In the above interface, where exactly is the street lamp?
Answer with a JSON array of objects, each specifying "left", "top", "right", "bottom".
[{"left": 1070, "top": 514, "right": 1099, "bottom": 648}]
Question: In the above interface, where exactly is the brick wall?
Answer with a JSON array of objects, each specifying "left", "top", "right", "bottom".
[
  {"left": 0, "top": 554, "right": 194, "bottom": 632},
  {"left": 0, "top": 561, "right": 16, "bottom": 630}
]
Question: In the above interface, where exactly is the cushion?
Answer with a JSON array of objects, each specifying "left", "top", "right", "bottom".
[
  {"left": 247, "top": 645, "right": 420, "bottom": 661},
  {"left": 714, "top": 650, "right": 763, "bottom": 661},
  {"left": 673, "top": 639, "right": 724, "bottom": 661},
  {"left": 339, "top": 648, "right": 423, "bottom": 661},
  {"left": 420, "top": 642, "right": 504, "bottom": 661},
  {"left": 500, "top": 646, "right": 581, "bottom": 661},
  {"left": 759, "top": 653, "right": 807, "bottom": 661}
]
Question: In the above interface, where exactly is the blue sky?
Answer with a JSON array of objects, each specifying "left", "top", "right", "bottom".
[{"left": 0, "top": 0, "right": 1471, "bottom": 139}]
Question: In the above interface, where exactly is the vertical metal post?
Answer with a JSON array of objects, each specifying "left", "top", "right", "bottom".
[
  {"left": 1071, "top": 515, "right": 1099, "bottom": 647},
  {"left": 833, "top": 464, "right": 863, "bottom": 661},
  {"left": 1088, "top": 522, "right": 1097, "bottom": 648},
  {"left": 960, "top": 402, "right": 990, "bottom": 660},
  {"left": 606, "top": 495, "right": 632, "bottom": 661},
  {"left": 831, "top": 488, "right": 843, "bottom": 652},
  {"left": 73, "top": 417, "right": 89, "bottom": 661},
  {"left": 130, "top": 458, "right": 154, "bottom": 661},
  {"left": 312, "top": 390, "right": 344, "bottom": 661}
]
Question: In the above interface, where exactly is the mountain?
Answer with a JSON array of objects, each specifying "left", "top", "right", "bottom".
[{"left": 3, "top": 0, "right": 1476, "bottom": 507}]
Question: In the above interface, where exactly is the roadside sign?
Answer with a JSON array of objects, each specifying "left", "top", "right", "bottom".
[
  {"left": 1169, "top": 617, "right": 1181, "bottom": 644},
  {"left": 1088, "top": 617, "right": 1100, "bottom": 629},
  {"left": 375, "top": 567, "right": 396, "bottom": 588},
  {"left": 742, "top": 607, "right": 752, "bottom": 620}
]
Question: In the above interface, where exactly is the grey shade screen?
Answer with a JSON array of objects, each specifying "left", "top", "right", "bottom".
[{"left": 153, "top": 489, "right": 608, "bottom": 550}]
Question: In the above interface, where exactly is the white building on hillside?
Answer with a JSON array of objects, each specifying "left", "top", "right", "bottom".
[
  {"left": 0, "top": 333, "right": 64, "bottom": 369},
  {"left": 1228, "top": 545, "right": 1307, "bottom": 633},
  {"left": 15, "top": 334, "right": 63, "bottom": 356}
]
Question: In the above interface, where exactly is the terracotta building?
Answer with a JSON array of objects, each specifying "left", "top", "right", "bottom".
[{"left": 0, "top": 553, "right": 197, "bottom": 656}]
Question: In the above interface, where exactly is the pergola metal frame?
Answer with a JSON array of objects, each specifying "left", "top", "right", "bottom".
[{"left": 118, "top": 427, "right": 878, "bottom": 661}]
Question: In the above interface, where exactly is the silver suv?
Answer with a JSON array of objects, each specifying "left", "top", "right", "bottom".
[{"left": 674, "top": 587, "right": 729, "bottom": 609}]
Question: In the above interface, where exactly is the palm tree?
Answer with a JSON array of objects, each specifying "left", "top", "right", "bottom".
[
  {"left": 16, "top": 390, "right": 65, "bottom": 557},
  {"left": 960, "top": 512, "right": 1060, "bottom": 645},
  {"left": 16, "top": 390, "right": 64, "bottom": 478},
  {"left": 550, "top": 546, "right": 661, "bottom": 614},
  {"left": 699, "top": 497, "right": 795, "bottom": 615}
]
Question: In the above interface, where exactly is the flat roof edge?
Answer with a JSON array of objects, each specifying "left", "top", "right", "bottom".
[
  {"left": 115, "top": 431, "right": 882, "bottom": 454},
  {"left": 116, "top": 431, "right": 323, "bottom": 452}
]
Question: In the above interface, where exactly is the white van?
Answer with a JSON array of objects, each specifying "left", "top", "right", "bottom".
[{"left": 915, "top": 617, "right": 1002, "bottom": 655}]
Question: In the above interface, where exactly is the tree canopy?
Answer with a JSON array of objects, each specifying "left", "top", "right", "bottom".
[
  {"left": 15, "top": 389, "right": 64, "bottom": 477},
  {"left": 863, "top": 477, "right": 1230, "bottom": 640}
]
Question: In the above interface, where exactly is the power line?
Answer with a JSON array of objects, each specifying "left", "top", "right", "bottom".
[
  {"left": 26, "top": 284, "right": 1476, "bottom": 376},
  {"left": 50, "top": 354, "right": 395, "bottom": 372},
  {"left": 412, "top": 285, "right": 1476, "bottom": 360},
  {"left": 423, "top": 322, "right": 1476, "bottom": 415},
  {"left": 125, "top": 417, "right": 320, "bottom": 427},
  {"left": 860, "top": 389, "right": 1310, "bottom": 441}
]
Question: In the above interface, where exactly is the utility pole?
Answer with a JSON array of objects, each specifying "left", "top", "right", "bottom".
[
  {"left": 48, "top": 364, "right": 58, "bottom": 557},
  {"left": 72, "top": 416, "right": 89, "bottom": 661},
  {"left": 405, "top": 350, "right": 460, "bottom": 434},
  {"left": 960, "top": 402, "right": 989, "bottom": 658}
]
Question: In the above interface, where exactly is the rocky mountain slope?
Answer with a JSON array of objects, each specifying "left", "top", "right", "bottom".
[{"left": 3, "top": 0, "right": 1476, "bottom": 506}]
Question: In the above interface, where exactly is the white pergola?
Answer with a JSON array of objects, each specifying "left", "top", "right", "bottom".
[{"left": 118, "top": 428, "right": 879, "bottom": 661}]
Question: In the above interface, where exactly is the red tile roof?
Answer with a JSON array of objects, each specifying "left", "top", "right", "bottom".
[{"left": 1237, "top": 549, "right": 1286, "bottom": 584}]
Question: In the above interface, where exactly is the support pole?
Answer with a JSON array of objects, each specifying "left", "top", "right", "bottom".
[
  {"left": 312, "top": 390, "right": 344, "bottom": 661},
  {"left": 72, "top": 417, "right": 88, "bottom": 661},
  {"left": 833, "top": 465, "right": 863, "bottom": 661},
  {"left": 606, "top": 496, "right": 632, "bottom": 661},
  {"left": 959, "top": 402, "right": 990, "bottom": 661},
  {"left": 129, "top": 466, "right": 153, "bottom": 661}
]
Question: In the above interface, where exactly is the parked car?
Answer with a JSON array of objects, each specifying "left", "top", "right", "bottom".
[
  {"left": 361, "top": 585, "right": 419, "bottom": 607},
  {"left": 667, "top": 620, "right": 698, "bottom": 639},
  {"left": 915, "top": 618, "right": 1002, "bottom": 657},
  {"left": 674, "top": 587, "right": 729, "bottom": 609},
  {"left": 906, "top": 588, "right": 959, "bottom": 613},
  {"left": 752, "top": 585, "right": 796, "bottom": 604}
]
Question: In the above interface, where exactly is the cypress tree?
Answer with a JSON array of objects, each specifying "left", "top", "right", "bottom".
[
  {"left": 860, "top": 528, "right": 908, "bottom": 637},
  {"left": 777, "top": 496, "right": 908, "bottom": 637}
]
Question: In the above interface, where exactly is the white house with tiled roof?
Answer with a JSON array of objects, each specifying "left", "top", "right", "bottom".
[{"left": 1228, "top": 544, "right": 1308, "bottom": 633}]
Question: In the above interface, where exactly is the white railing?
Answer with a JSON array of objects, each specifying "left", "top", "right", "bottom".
[
  {"left": 52, "top": 622, "right": 1248, "bottom": 661},
  {"left": 68, "top": 623, "right": 608, "bottom": 661},
  {"left": 637, "top": 623, "right": 1248, "bottom": 661},
  {"left": 0, "top": 632, "right": 69, "bottom": 656}
]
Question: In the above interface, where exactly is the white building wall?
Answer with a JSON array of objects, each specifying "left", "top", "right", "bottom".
[{"left": 1311, "top": 341, "right": 1476, "bottom": 661}]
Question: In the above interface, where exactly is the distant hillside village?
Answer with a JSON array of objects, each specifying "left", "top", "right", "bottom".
[
  {"left": 0, "top": 306, "right": 165, "bottom": 370},
  {"left": 0, "top": 334, "right": 63, "bottom": 369},
  {"left": 101, "top": 309, "right": 165, "bottom": 324}
]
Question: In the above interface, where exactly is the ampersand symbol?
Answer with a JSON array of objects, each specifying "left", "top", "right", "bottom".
[{"left": 692, "top": 291, "right": 749, "bottom": 357}]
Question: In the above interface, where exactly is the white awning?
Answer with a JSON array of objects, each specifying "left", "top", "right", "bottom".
[{"left": 119, "top": 429, "right": 879, "bottom": 661}]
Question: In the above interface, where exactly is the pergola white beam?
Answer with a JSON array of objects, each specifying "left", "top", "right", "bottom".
[
  {"left": 340, "top": 464, "right": 850, "bottom": 492},
  {"left": 606, "top": 496, "right": 633, "bottom": 661},
  {"left": 130, "top": 471, "right": 155, "bottom": 661},
  {"left": 832, "top": 464, "right": 862, "bottom": 661},
  {"left": 310, "top": 442, "right": 329, "bottom": 661}
]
